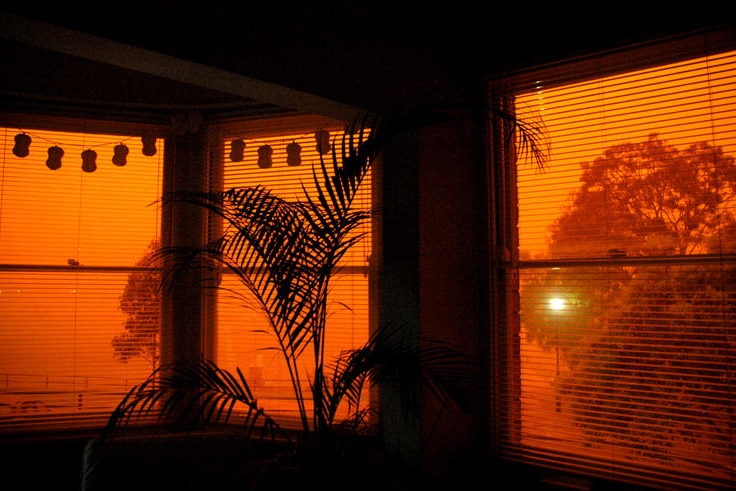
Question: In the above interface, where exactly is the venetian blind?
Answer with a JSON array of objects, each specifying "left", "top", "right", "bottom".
[
  {"left": 494, "top": 30, "right": 736, "bottom": 491},
  {"left": 213, "top": 119, "right": 372, "bottom": 425},
  {"left": 0, "top": 121, "right": 163, "bottom": 433}
]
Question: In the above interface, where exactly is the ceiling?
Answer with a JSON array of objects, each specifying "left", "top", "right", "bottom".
[
  {"left": 1, "top": 2, "right": 734, "bottom": 118},
  {"left": 0, "top": 10, "right": 360, "bottom": 124}
]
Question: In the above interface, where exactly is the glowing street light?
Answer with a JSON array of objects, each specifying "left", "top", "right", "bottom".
[{"left": 549, "top": 297, "right": 565, "bottom": 310}]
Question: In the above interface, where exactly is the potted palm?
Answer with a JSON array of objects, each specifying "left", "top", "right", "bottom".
[{"left": 81, "top": 113, "right": 477, "bottom": 490}]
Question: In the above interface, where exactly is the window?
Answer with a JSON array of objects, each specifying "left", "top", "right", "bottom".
[
  {"left": 209, "top": 116, "right": 373, "bottom": 426},
  {"left": 0, "top": 111, "right": 373, "bottom": 435},
  {"left": 491, "top": 29, "right": 736, "bottom": 490},
  {"left": 0, "top": 117, "right": 164, "bottom": 433}
]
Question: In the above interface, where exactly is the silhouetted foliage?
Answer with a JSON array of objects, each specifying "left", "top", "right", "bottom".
[
  {"left": 103, "top": 114, "right": 484, "bottom": 450},
  {"left": 549, "top": 134, "right": 736, "bottom": 257},
  {"left": 523, "top": 135, "right": 736, "bottom": 465},
  {"left": 561, "top": 265, "right": 736, "bottom": 462},
  {"left": 112, "top": 240, "right": 161, "bottom": 367}
]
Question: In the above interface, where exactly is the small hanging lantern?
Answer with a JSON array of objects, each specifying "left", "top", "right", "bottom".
[
  {"left": 257, "top": 144, "right": 273, "bottom": 169},
  {"left": 230, "top": 139, "right": 245, "bottom": 162},
  {"left": 13, "top": 132, "right": 31, "bottom": 158},
  {"left": 286, "top": 141, "right": 302, "bottom": 166},
  {"left": 81, "top": 149, "right": 97, "bottom": 173},
  {"left": 314, "top": 129, "right": 330, "bottom": 155},
  {"left": 46, "top": 146, "right": 64, "bottom": 170},
  {"left": 112, "top": 143, "right": 129, "bottom": 167},
  {"left": 141, "top": 134, "right": 157, "bottom": 156}
]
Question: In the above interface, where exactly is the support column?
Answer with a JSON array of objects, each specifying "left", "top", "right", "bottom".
[{"left": 160, "top": 126, "right": 209, "bottom": 367}]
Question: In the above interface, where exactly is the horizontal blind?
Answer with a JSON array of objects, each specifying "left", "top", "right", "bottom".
[
  {"left": 0, "top": 125, "right": 163, "bottom": 434},
  {"left": 215, "top": 123, "right": 372, "bottom": 426},
  {"left": 499, "top": 35, "right": 736, "bottom": 491}
]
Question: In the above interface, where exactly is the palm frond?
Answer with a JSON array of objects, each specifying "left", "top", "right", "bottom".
[
  {"left": 321, "top": 324, "right": 475, "bottom": 428},
  {"left": 103, "top": 359, "right": 287, "bottom": 442}
]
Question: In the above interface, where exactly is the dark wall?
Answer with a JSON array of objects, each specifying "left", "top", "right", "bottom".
[{"left": 416, "top": 113, "right": 490, "bottom": 472}]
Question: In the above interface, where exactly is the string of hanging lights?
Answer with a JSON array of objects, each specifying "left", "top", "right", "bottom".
[
  {"left": 9, "top": 128, "right": 333, "bottom": 172},
  {"left": 10, "top": 131, "right": 157, "bottom": 172},
  {"left": 227, "top": 129, "right": 332, "bottom": 168}
]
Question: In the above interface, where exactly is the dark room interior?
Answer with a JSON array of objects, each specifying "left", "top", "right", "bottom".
[{"left": 1, "top": 2, "right": 735, "bottom": 490}]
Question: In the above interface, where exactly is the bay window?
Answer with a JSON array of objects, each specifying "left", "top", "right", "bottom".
[
  {"left": 0, "top": 112, "right": 372, "bottom": 434},
  {"left": 491, "top": 28, "right": 736, "bottom": 490}
]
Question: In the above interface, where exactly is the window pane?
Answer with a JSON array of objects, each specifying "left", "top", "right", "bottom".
[
  {"left": 519, "top": 264, "right": 735, "bottom": 477},
  {"left": 0, "top": 126, "right": 162, "bottom": 433},
  {"left": 516, "top": 50, "right": 736, "bottom": 260}
]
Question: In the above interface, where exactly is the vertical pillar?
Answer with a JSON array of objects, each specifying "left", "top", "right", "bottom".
[
  {"left": 379, "top": 127, "right": 421, "bottom": 464},
  {"left": 160, "top": 126, "right": 209, "bottom": 367}
]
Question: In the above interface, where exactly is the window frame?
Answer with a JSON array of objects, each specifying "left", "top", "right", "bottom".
[{"left": 488, "top": 25, "right": 736, "bottom": 490}]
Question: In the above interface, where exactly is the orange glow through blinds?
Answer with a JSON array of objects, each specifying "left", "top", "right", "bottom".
[
  {"left": 515, "top": 50, "right": 736, "bottom": 258},
  {"left": 215, "top": 126, "right": 372, "bottom": 423},
  {"left": 508, "top": 48, "right": 736, "bottom": 489},
  {"left": 0, "top": 127, "right": 162, "bottom": 431}
]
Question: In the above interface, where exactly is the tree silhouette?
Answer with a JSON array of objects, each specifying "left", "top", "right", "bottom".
[
  {"left": 523, "top": 134, "right": 736, "bottom": 465},
  {"left": 112, "top": 240, "right": 161, "bottom": 368},
  {"left": 549, "top": 133, "right": 736, "bottom": 258}
]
